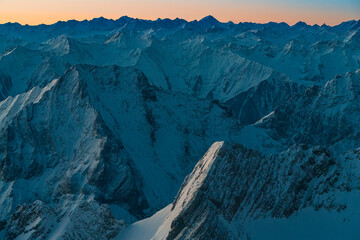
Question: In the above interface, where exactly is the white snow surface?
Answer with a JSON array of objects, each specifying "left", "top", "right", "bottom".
[{"left": 116, "top": 205, "right": 172, "bottom": 240}]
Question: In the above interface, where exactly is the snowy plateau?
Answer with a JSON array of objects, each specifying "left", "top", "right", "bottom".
[{"left": 0, "top": 15, "right": 359, "bottom": 239}]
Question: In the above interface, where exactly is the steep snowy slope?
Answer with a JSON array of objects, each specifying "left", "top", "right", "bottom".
[
  {"left": 0, "top": 69, "right": 147, "bottom": 221},
  {"left": 59, "top": 65, "right": 243, "bottom": 210},
  {"left": 0, "top": 16, "right": 359, "bottom": 240},
  {"left": 0, "top": 18, "right": 358, "bottom": 131},
  {"left": 136, "top": 35, "right": 293, "bottom": 101},
  {"left": 0, "top": 64, "right": 245, "bottom": 239},
  {"left": 135, "top": 35, "right": 308, "bottom": 126},
  {"left": 1, "top": 18, "right": 358, "bottom": 116},
  {"left": 124, "top": 141, "right": 359, "bottom": 240},
  {"left": 225, "top": 24, "right": 360, "bottom": 85},
  {"left": 5, "top": 200, "right": 125, "bottom": 240},
  {"left": 0, "top": 32, "right": 151, "bottom": 100}
]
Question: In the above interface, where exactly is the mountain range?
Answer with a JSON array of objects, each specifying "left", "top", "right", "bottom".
[{"left": 0, "top": 16, "right": 359, "bottom": 239}]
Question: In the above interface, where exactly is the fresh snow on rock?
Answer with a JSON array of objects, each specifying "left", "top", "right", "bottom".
[
  {"left": 148, "top": 142, "right": 360, "bottom": 240},
  {"left": 0, "top": 16, "right": 359, "bottom": 239}
]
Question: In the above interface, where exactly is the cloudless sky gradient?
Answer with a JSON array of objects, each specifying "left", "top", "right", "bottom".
[{"left": 0, "top": 0, "right": 359, "bottom": 26}]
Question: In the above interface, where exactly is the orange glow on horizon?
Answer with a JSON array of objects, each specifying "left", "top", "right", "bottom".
[{"left": 0, "top": 0, "right": 359, "bottom": 26}]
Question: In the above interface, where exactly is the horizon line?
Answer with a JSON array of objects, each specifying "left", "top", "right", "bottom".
[{"left": 1, "top": 15, "right": 359, "bottom": 27}]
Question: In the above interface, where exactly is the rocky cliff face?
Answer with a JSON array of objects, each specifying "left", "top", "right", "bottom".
[
  {"left": 0, "top": 63, "right": 243, "bottom": 238},
  {"left": 225, "top": 74, "right": 303, "bottom": 125},
  {"left": 6, "top": 200, "right": 124, "bottom": 240},
  {"left": 0, "top": 66, "right": 148, "bottom": 221},
  {"left": 133, "top": 71, "right": 360, "bottom": 240},
  {"left": 154, "top": 142, "right": 359, "bottom": 240},
  {"left": 260, "top": 70, "right": 360, "bottom": 149},
  {"left": 0, "top": 17, "right": 359, "bottom": 240},
  {"left": 1, "top": 17, "right": 359, "bottom": 123}
]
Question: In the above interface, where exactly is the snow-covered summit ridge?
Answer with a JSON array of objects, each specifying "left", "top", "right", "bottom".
[
  {"left": 132, "top": 141, "right": 360, "bottom": 240},
  {"left": 0, "top": 62, "right": 245, "bottom": 238},
  {"left": 0, "top": 14, "right": 359, "bottom": 240}
]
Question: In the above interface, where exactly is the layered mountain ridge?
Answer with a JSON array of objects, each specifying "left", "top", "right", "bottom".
[{"left": 0, "top": 16, "right": 359, "bottom": 239}]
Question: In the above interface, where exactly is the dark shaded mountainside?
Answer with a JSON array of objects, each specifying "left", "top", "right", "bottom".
[{"left": 0, "top": 16, "right": 359, "bottom": 239}]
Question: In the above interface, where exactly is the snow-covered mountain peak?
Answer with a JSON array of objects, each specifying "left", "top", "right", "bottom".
[
  {"left": 138, "top": 140, "right": 358, "bottom": 240},
  {"left": 0, "top": 16, "right": 360, "bottom": 240},
  {"left": 171, "top": 141, "right": 224, "bottom": 212}
]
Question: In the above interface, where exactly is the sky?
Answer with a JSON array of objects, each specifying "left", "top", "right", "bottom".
[{"left": 0, "top": 0, "right": 359, "bottom": 26}]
